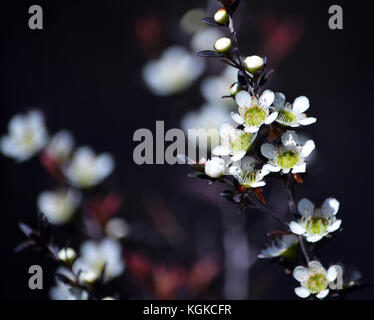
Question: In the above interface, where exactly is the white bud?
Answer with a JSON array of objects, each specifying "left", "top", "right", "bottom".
[
  {"left": 214, "top": 8, "right": 229, "bottom": 25},
  {"left": 214, "top": 37, "right": 232, "bottom": 54},
  {"left": 57, "top": 247, "right": 77, "bottom": 264},
  {"left": 205, "top": 157, "right": 226, "bottom": 178},
  {"left": 79, "top": 271, "right": 98, "bottom": 286},
  {"left": 230, "top": 82, "right": 242, "bottom": 96},
  {"left": 243, "top": 55, "right": 264, "bottom": 74}
]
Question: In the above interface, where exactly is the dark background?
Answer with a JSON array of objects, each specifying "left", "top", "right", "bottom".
[{"left": 0, "top": 0, "right": 373, "bottom": 299}]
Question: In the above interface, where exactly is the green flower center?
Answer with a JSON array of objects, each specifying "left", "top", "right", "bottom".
[
  {"left": 244, "top": 106, "right": 267, "bottom": 127},
  {"left": 306, "top": 273, "right": 329, "bottom": 294},
  {"left": 305, "top": 217, "right": 328, "bottom": 236},
  {"left": 275, "top": 151, "right": 299, "bottom": 169},
  {"left": 241, "top": 171, "right": 258, "bottom": 188},
  {"left": 232, "top": 133, "right": 254, "bottom": 153},
  {"left": 277, "top": 109, "right": 297, "bottom": 125}
]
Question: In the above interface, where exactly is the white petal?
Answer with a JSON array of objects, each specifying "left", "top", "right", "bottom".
[
  {"left": 327, "top": 219, "right": 341, "bottom": 233},
  {"left": 273, "top": 92, "right": 285, "bottom": 109},
  {"left": 327, "top": 266, "right": 338, "bottom": 282},
  {"left": 251, "top": 181, "right": 266, "bottom": 188},
  {"left": 297, "top": 198, "right": 315, "bottom": 217},
  {"left": 322, "top": 198, "right": 340, "bottom": 216},
  {"left": 293, "top": 266, "right": 308, "bottom": 282},
  {"left": 282, "top": 168, "right": 291, "bottom": 174},
  {"left": 244, "top": 126, "right": 259, "bottom": 133},
  {"left": 212, "top": 145, "right": 230, "bottom": 156},
  {"left": 231, "top": 151, "right": 246, "bottom": 161},
  {"left": 231, "top": 112, "right": 244, "bottom": 125},
  {"left": 281, "top": 130, "right": 299, "bottom": 148},
  {"left": 306, "top": 235, "right": 323, "bottom": 243},
  {"left": 264, "top": 112, "right": 278, "bottom": 124},
  {"left": 292, "top": 96, "right": 310, "bottom": 114},
  {"left": 262, "top": 164, "right": 281, "bottom": 172},
  {"left": 294, "top": 287, "right": 310, "bottom": 298},
  {"left": 298, "top": 117, "right": 317, "bottom": 126},
  {"left": 235, "top": 91, "right": 252, "bottom": 109},
  {"left": 292, "top": 163, "right": 306, "bottom": 173},
  {"left": 259, "top": 90, "right": 275, "bottom": 107},
  {"left": 289, "top": 221, "right": 305, "bottom": 235},
  {"left": 308, "top": 260, "right": 323, "bottom": 270},
  {"left": 316, "top": 289, "right": 329, "bottom": 299},
  {"left": 301, "top": 140, "right": 315, "bottom": 157},
  {"left": 260, "top": 143, "right": 276, "bottom": 159}
]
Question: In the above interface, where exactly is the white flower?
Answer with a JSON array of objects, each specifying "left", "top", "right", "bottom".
[
  {"left": 0, "top": 110, "right": 48, "bottom": 162},
  {"left": 180, "top": 8, "right": 206, "bottom": 35},
  {"left": 143, "top": 46, "right": 205, "bottom": 96},
  {"left": 229, "top": 156, "right": 270, "bottom": 188},
  {"left": 105, "top": 218, "right": 130, "bottom": 239},
  {"left": 191, "top": 27, "right": 224, "bottom": 54},
  {"left": 37, "top": 189, "right": 81, "bottom": 225},
  {"left": 205, "top": 157, "right": 226, "bottom": 178},
  {"left": 289, "top": 198, "right": 342, "bottom": 243},
  {"left": 213, "top": 123, "right": 257, "bottom": 161},
  {"left": 231, "top": 90, "right": 278, "bottom": 133},
  {"left": 49, "top": 267, "right": 88, "bottom": 300},
  {"left": 181, "top": 104, "right": 230, "bottom": 151},
  {"left": 258, "top": 234, "right": 298, "bottom": 259},
  {"left": 73, "top": 238, "right": 124, "bottom": 282},
  {"left": 261, "top": 130, "right": 315, "bottom": 174},
  {"left": 273, "top": 93, "right": 317, "bottom": 127},
  {"left": 63, "top": 146, "right": 115, "bottom": 189},
  {"left": 45, "top": 130, "right": 74, "bottom": 162},
  {"left": 293, "top": 261, "right": 340, "bottom": 299}
]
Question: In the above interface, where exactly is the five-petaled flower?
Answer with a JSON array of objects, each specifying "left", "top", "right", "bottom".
[
  {"left": 273, "top": 93, "right": 317, "bottom": 127},
  {"left": 261, "top": 130, "right": 315, "bottom": 174},
  {"left": 293, "top": 261, "right": 340, "bottom": 299},
  {"left": 290, "top": 198, "right": 342, "bottom": 242},
  {"left": 231, "top": 90, "right": 278, "bottom": 133}
]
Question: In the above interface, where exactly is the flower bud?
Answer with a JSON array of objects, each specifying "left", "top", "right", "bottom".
[
  {"left": 230, "top": 82, "right": 242, "bottom": 96},
  {"left": 57, "top": 247, "right": 77, "bottom": 264},
  {"left": 205, "top": 157, "right": 226, "bottom": 178},
  {"left": 214, "top": 37, "right": 232, "bottom": 54},
  {"left": 243, "top": 55, "right": 264, "bottom": 74},
  {"left": 79, "top": 271, "right": 99, "bottom": 286},
  {"left": 214, "top": 8, "right": 229, "bottom": 25}
]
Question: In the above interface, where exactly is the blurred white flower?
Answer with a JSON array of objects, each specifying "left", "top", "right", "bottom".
[
  {"left": 191, "top": 27, "right": 224, "bottom": 54},
  {"left": 261, "top": 130, "right": 315, "bottom": 174},
  {"left": 231, "top": 90, "right": 278, "bottom": 133},
  {"left": 105, "top": 218, "right": 130, "bottom": 239},
  {"left": 205, "top": 157, "right": 226, "bottom": 178},
  {"left": 181, "top": 104, "right": 230, "bottom": 151},
  {"left": 273, "top": 93, "right": 317, "bottom": 127},
  {"left": 293, "top": 261, "right": 339, "bottom": 299},
  {"left": 290, "top": 198, "right": 342, "bottom": 243},
  {"left": 63, "top": 146, "right": 115, "bottom": 189},
  {"left": 73, "top": 238, "right": 124, "bottom": 282},
  {"left": 229, "top": 156, "right": 270, "bottom": 188},
  {"left": 213, "top": 123, "right": 257, "bottom": 161},
  {"left": 143, "top": 46, "right": 205, "bottom": 96},
  {"left": 0, "top": 110, "right": 48, "bottom": 162},
  {"left": 180, "top": 8, "right": 206, "bottom": 35},
  {"left": 37, "top": 189, "right": 81, "bottom": 225},
  {"left": 49, "top": 267, "right": 88, "bottom": 300},
  {"left": 258, "top": 234, "right": 298, "bottom": 258},
  {"left": 45, "top": 130, "right": 74, "bottom": 162}
]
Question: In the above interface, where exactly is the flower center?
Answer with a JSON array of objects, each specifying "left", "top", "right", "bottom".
[
  {"left": 244, "top": 106, "right": 267, "bottom": 127},
  {"left": 241, "top": 171, "right": 258, "bottom": 188},
  {"left": 306, "top": 217, "right": 328, "bottom": 236},
  {"left": 306, "top": 273, "right": 329, "bottom": 294},
  {"left": 232, "top": 133, "right": 254, "bottom": 153},
  {"left": 275, "top": 151, "right": 299, "bottom": 169},
  {"left": 277, "top": 109, "right": 297, "bottom": 125}
]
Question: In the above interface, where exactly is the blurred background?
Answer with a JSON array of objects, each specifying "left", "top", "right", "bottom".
[{"left": 0, "top": 0, "right": 373, "bottom": 299}]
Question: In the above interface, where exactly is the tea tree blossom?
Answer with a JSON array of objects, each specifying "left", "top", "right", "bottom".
[
  {"left": 273, "top": 93, "right": 317, "bottom": 127},
  {"left": 229, "top": 156, "right": 270, "bottom": 188},
  {"left": 0, "top": 110, "right": 48, "bottom": 162},
  {"left": 143, "top": 46, "right": 205, "bottom": 96},
  {"left": 290, "top": 198, "right": 342, "bottom": 243},
  {"left": 45, "top": 130, "right": 74, "bottom": 163},
  {"left": 63, "top": 146, "right": 115, "bottom": 189},
  {"left": 213, "top": 123, "right": 257, "bottom": 161},
  {"left": 50, "top": 267, "right": 88, "bottom": 300},
  {"left": 258, "top": 234, "right": 298, "bottom": 259},
  {"left": 205, "top": 157, "right": 227, "bottom": 178},
  {"left": 243, "top": 55, "right": 264, "bottom": 74},
  {"left": 293, "top": 261, "right": 339, "bottom": 299},
  {"left": 37, "top": 189, "right": 81, "bottom": 225},
  {"left": 261, "top": 130, "right": 315, "bottom": 174},
  {"left": 73, "top": 238, "right": 125, "bottom": 282},
  {"left": 231, "top": 90, "right": 278, "bottom": 133}
]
